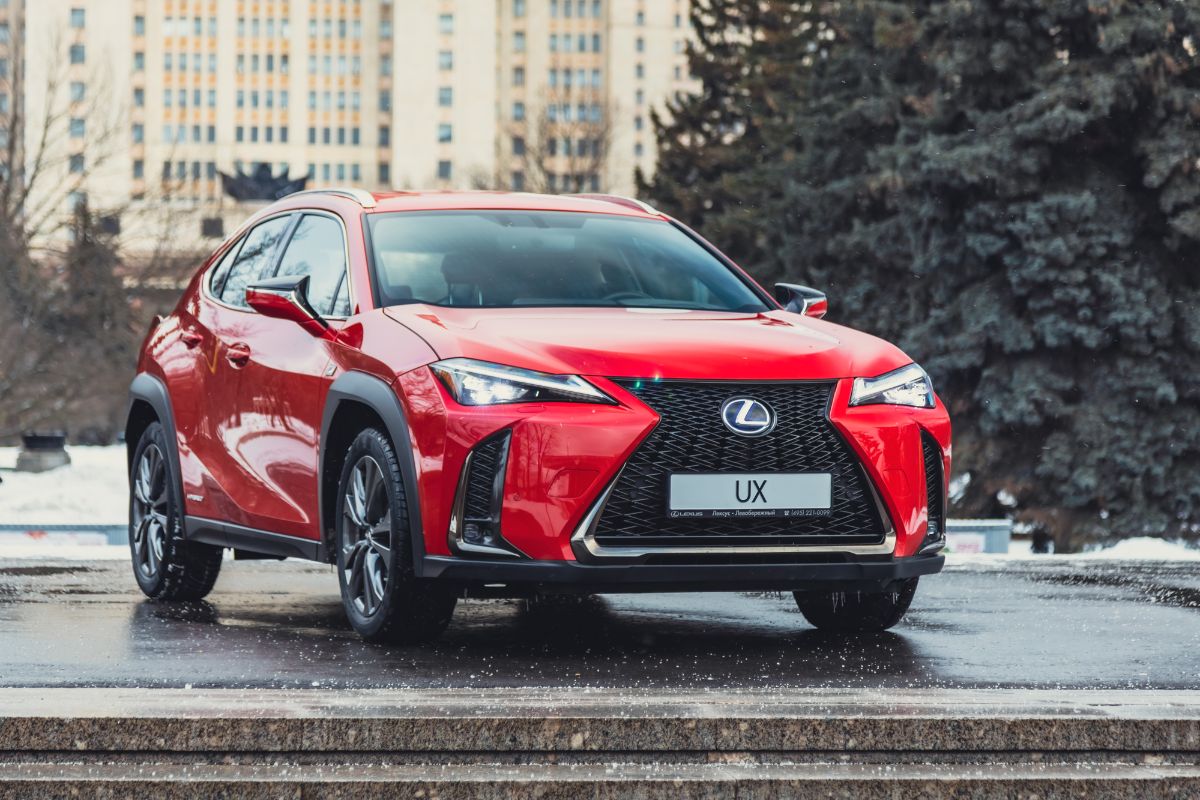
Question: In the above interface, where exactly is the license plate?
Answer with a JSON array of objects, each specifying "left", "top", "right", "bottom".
[{"left": 667, "top": 473, "right": 832, "bottom": 519}]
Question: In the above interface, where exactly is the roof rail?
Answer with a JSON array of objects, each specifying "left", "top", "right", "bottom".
[
  {"left": 569, "top": 193, "right": 661, "bottom": 216},
  {"left": 284, "top": 187, "right": 378, "bottom": 209}
]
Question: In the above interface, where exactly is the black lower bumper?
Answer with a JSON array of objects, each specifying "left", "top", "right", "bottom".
[{"left": 420, "top": 554, "right": 944, "bottom": 595}]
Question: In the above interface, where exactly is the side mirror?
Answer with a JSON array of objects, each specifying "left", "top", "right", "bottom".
[
  {"left": 245, "top": 275, "right": 332, "bottom": 338},
  {"left": 774, "top": 283, "right": 828, "bottom": 319}
]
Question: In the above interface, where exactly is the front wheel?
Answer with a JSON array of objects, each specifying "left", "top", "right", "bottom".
[
  {"left": 794, "top": 578, "right": 918, "bottom": 632},
  {"left": 335, "top": 428, "right": 457, "bottom": 644}
]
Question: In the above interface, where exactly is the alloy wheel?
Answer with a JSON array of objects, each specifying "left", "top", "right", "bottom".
[
  {"left": 341, "top": 455, "right": 393, "bottom": 616},
  {"left": 131, "top": 443, "right": 169, "bottom": 579}
]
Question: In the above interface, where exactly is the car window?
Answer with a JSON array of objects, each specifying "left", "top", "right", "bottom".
[
  {"left": 366, "top": 210, "right": 770, "bottom": 312},
  {"left": 219, "top": 215, "right": 293, "bottom": 308},
  {"left": 274, "top": 214, "right": 347, "bottom": 315},
  {"left": 207, "top": 239, "right": 242, "bottom": 298}
]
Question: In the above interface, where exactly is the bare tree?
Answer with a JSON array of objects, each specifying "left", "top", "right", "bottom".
[
  {"left": 0, "top": 21, "right": 132, "bottom": 440},
  {"left": 505, "top": 90, "right": 616, "bottom": 194}
]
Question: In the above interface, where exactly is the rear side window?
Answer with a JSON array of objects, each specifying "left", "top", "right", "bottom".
[
  {"left": 274, "top": 214, "right": 348, "bottom": 315},
  {"left": 207, "top": 241, "right": 241, "bottom": 297},
  {"left": 219, "top": 215, "right": 293, "bottom": 308}
]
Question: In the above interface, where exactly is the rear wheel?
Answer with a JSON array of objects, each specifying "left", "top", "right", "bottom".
[
  {"left": 794, "top": 578, "right": 918, "bottom": 632},
  {"left": 335, "top": 428, "right": 457, "bottom": 644},
  {"left": 128, "top": 422, "right": 222, "bottom": 601}
]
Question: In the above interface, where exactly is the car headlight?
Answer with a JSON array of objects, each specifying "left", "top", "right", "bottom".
[
  {"left": 430, "top": 358, "right": 614, "bottom": 406},
  {"left": 850, "top": 363, "right": 935, "bottom": 408}
]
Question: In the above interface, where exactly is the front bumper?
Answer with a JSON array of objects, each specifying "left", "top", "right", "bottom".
[{"left": 420, "top": 553, "right": 944, "bottom": 595}]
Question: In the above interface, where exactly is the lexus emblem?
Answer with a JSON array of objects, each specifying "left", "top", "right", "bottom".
[{"left": 720, "top": 397, "right": 776, "bottom": 437}]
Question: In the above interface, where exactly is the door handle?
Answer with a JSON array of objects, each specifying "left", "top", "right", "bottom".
[
  {"left": 180, "top": 329, "right": 203, "bottom": 349},
  {"left": 225, "top": 342, "right": 251, "bottom": 368}
]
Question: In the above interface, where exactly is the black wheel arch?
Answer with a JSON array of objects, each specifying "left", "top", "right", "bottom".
[
  {"left": 319, "top": 370, "right": 427, "bottom": 572},
  {"left": 126, "top": 373, "right": 182, "bottom": 501}
]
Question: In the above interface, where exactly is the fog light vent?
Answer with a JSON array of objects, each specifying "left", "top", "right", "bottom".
[{"left": 450, "top": 430, "right": 520, "bottom": 558}]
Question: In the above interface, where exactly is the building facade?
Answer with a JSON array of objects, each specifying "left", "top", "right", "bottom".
[{"left": 2, "top": 0, "right": 693, "bottom": 255}]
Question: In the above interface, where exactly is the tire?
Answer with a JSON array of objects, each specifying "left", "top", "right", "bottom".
[
  {"left": 128, "top": 422, "right": 223, "bottom": 601},
  {"left": 794, "top": 578, "right": 918, "bottom": 633},
  {"left": 335, "top": 428, "right": 457, "bottom": 644}
]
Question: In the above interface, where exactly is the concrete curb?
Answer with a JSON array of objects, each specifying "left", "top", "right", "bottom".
[{"left": 0, "top": 688, "right": 1198, "bottom": 754}]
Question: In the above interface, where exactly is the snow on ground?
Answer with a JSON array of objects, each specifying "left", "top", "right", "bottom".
[{"left": 0, "top": 445, "right": 127, "bottom": 524}]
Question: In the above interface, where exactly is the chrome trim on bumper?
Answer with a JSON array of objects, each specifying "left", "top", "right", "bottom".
[{"left": 570, "top": 468, "right": 898, "bottom": 560}]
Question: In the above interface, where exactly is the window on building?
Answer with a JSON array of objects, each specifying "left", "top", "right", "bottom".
[
  {"left": 513, "top": 101, "right": 525, "bottom": 121},
  {"left": 379, "top": 162, "right": 391, "bottom": 185},
  {"left": 514, "top": 31, "right": 526, "bottom": 52},
  {"left": 132, "top": 123, "right": 144, "bottom": 143},
  {"left": 69, "top": 45, "right": 85, "bottom": 64},
  {"left": 636, "top": 62, "right": 645, "bottom": 78},
  {"left": 593, "top": 0, "right": 602, "bottom": 17},
  {"left": 379, "top": 90, "right": 392, "bottom": 112},
  {"left": 133, "top": 160, "right": 144, "bottom": 179},
  {"left": 515, "top": 0, "right": 526, "bottom": 17},
  {"left": 133, "top": 15, "right": 145, "bottom": 35},
  {"left": 379, "top": 126, "right": 391, "bottom": 147},
  {"left": 438, "top": 124, "right": 453, "bottom": 143},
  {"left": 69, "top": 118, "right": 85, "bottom": 138},
  {"left": 511, "top": 171, "right": 525, "bottom": 191},
  {"left": 438, "top": 13, "right": 454, "bottom": 34},
  {"left": 133, "top": 52, "right": 144, "bottom": 71},
  {"left": 437, "top": 160, "right": 452, "bottom": 181},
  {"left": 69, "top": 82, "right": 85, "bottom": 103},
  {"left": 636, "top": 10, "right": 644, "bottom": 25},
  {"left": 550, "top": 0, "right": 558, "bottom": 18},
  {"left": 69, "top": 154, "right": 84, "bottom": 174},
  {"left": 70, "top": 8, "right": 85, "bottom": 28},
  {"left": 636, "top": 37, "right": 644, "bottom": 53},
  {"left": 513, "top": 66, "right": 525, "bottom": 86},
  {"left": 438, "top": 50, "right": 453, "bottom": 70},
  {"left": 236, "top": 126, "right": 244, "bottom": 143},
  {"left": 438, "top": 86, "right": 453, "bottom": 107},
  {"left": 512, "top": 136, "right": 525, "bottom": 156}
]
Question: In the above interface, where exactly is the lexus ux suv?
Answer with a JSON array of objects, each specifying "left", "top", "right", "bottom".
[{"left": 126, "top": 190, "right": 950, "bottom": 643}]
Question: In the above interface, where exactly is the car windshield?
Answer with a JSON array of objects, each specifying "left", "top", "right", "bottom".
[{"left": 366, "top": 210, "right": 770, "bottom": 312}]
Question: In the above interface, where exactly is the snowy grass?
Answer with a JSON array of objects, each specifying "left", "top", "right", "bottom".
[{"left": 0, "top": 445, "right": 127, "bottom": 524}]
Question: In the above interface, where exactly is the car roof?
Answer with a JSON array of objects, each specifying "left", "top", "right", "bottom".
[{"left": 278, "top": 189, "right": 667, "bottom": 220}]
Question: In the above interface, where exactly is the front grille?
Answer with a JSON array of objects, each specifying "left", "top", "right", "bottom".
[
  {"left": 464, "top": 432, "right": 508, "bottom": 521},
  {"left": 922, "top": 431, "right": 944, "bottom": 541},
  {"left": 592, "top": 380, "right": 888, "bottom": 547}
]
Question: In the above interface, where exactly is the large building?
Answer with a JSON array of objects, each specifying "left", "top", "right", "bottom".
[{"left": 0, "top": 0, "right": 694, "bottom": 255}]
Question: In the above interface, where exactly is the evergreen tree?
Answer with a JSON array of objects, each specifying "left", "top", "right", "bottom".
[{"left": 644, "top": 0, "right": 1200, "bottom": 546}]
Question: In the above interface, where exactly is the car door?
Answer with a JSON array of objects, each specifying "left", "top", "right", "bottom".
[
  {"left": 188, "top": 212, "right": 302, "bottom": 534},
  {"left": 209, "top": 211, "right": 352, "bottom": 540}
]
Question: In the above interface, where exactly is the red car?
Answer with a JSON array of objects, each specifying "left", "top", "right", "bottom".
[{"left": 126, "top": 190, "right": 950, "bottom": 643}]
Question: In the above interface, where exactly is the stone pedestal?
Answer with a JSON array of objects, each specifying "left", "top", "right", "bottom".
[{"left": 14, "top": 432, "right": 71, "bottom": 473}]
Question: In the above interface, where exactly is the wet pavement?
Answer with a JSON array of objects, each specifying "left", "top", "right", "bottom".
[{"left": 0, "top": 557, "right": 1197, "bottom": 690}]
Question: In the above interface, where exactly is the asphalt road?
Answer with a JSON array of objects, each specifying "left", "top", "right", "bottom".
[{"left": 1, "top": 557, "right": 1197, "bottom": 690}]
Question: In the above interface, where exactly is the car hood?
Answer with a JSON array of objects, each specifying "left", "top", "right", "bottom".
[{"left": 382, "top": 306, "right": 912, "bottom": 381}]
